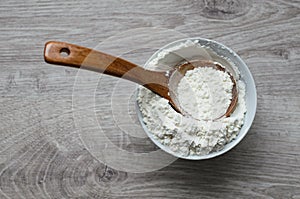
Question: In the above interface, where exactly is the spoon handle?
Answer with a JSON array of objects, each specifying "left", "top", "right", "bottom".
[{"left": 44, "top": 41, "right": 169, "bottom": 95}]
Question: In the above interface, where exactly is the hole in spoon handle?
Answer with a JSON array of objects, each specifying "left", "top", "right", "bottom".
[{"left": 44, "top": 41, "right": 92, "bottom": 68}]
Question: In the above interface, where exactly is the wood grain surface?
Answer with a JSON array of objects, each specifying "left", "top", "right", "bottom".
[{"left": 1, "top": 0, "right": 300, "bottom": 198}]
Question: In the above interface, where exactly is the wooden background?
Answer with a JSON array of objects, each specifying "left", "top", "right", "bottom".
[{"left": 1, "top": 0, "right": 300, "bottom": 198}]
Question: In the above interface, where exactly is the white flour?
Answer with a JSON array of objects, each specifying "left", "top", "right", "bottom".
[
  {"left": 137, "top": 41, "right": 247, "bottom": 157},
  {"left": 177, "top": 67, "right": 233, "bottom": 121}
]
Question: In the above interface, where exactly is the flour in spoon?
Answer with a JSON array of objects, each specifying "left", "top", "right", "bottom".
[
  {"left": 177, "top": 67, "right": 233, "bottom": 121},
  {"left": 137, "top": 41, "right": 247, "bottom": 157}
]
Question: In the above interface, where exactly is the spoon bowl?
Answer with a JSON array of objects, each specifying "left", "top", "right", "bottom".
[{"left": 168, "top": 60, "right": 238, "bottom": 120}]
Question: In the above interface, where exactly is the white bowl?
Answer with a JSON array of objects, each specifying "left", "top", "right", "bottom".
[{"left": 136, "top": 38, "right": 257, "bottom": 160}]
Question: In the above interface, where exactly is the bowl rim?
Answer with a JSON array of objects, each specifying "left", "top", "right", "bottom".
[{"left": 136, "top": 37, "right": 257, "bottom": 160}]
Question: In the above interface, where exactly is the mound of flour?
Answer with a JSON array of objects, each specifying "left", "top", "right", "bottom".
[{"left": 137, "top": 41, "right": 247, "bottom": 157}]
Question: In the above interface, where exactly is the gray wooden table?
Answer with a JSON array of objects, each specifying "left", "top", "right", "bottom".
[{"left": 1, "top": 0, "right": 300, "bottom": 198}]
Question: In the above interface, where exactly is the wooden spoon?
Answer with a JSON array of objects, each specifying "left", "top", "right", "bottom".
[{"left": 44, "top": 41, "right": 237, "bottom": 119}]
